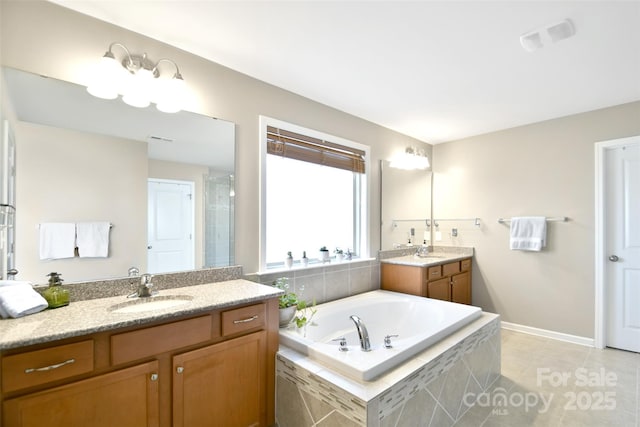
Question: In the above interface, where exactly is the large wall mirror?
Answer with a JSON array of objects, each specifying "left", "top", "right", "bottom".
[
  {"left": 380, "top": 159, "right": 432, "bottom": 250},
  {"left": 2, "top": 67, "right": 235, "bottom": 283}
]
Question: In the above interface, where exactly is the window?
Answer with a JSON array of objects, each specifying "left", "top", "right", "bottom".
[{"left": 259, "top": 116, "right": 369, "bottom": 270}]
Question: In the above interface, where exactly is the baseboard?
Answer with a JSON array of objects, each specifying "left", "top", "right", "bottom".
[{"left": 501, "top": 321, "right": 595, "bottom": 347}]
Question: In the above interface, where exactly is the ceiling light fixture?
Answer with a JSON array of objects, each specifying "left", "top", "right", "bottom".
[
  {"left": 86, "top": 42, "right": 186, "bottom": 113},
  {"left": 389, "top": 146, "right": 430, "bottom": 170}
]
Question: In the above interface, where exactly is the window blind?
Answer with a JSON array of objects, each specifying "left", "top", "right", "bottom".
[{"left": 266, "top": 125, "right": 365, "bottom": 173}]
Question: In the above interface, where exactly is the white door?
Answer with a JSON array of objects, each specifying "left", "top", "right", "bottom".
[
  {"left": 148, "top": 179, "right": 195, "bottom": 274},
  {"left": 606, "top": 141, "right": 640, "bottom": 352}
]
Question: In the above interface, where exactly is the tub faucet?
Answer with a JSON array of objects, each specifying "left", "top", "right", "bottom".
[{"left": 349, "top": 315, "right": 371, "bottom": 352}]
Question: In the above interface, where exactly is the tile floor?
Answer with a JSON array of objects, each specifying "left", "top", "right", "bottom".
[{"left": 456, "top": 329, "right": 640, "bottom": 426}]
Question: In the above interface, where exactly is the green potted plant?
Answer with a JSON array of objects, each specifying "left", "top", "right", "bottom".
[
  {"left": 273, "top": 278, "right": 316, "bottom": 330},
  {"left": 273, "top": 278, "right": 298, "bottom": 327},
  {"left": 292, "top": 299, "right": 317, "bottom": 333},
  {"left": 334, "top": 247, "right": 344, "bottom": 262},
  {"left": 285, "top": 251, "right": 293, "bottom": 269},
  {"left": 319, "top": 246, "right": 330, "bottom": 263}
]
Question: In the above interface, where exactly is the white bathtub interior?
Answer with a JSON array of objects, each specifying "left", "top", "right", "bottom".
[{"left": 279, "top": 290, "right": 482, "bottom": 381}]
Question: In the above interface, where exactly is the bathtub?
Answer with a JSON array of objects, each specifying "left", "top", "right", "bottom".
[{"left": 279, "top": 290, "right": 482, "bottom": 381}]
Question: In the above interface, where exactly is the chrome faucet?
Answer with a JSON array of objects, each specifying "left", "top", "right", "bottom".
[
  {"left": 128, "top": 273, "right": 156, "bottom": 298},
  {"left": 138, "top": 274, "right": 155, "bottom": 297},
  {"left": 349, "top": 315, "right": 371, "bottom": 352},
  {"left": 416, "top": 243, "right": 431, "bottom": 257}
]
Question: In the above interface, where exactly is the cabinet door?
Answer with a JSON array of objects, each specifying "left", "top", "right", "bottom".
[
  {"left": 381, "top": 264, "right": 425, "bottom": 296},
  {"left": 3, "top": 360, "right": 159, "bottom": 427},
  {"left": 451, "top": 271, "right": 471, "bottom": 305},
  {"left": 173, "top": 330, "right": 267, "bottom": 427},
  {"left": 427, "top": 278, "right": 451, "bottom": 301}
]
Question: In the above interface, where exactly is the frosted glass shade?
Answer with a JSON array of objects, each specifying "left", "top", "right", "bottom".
[
  {"left": 156, "top": 76, "right": 186, "bottom": 113},
  {"left": 122, "top": 68, "right": 154, "bottom": 108},
  {"left": 86, "top": 55, "right": 122, "bottom": 99}
]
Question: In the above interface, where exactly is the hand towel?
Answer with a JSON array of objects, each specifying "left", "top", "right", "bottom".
[
  {"left": 0, "top": 281, "right": 48, "bottom": 319},
  {"left": 76, "top": 222, "right": 110, "bottom": 258},
  {"left": 510, "top": 216, "right": 547, "bottom": 251},
  {"left": 39, "top": 223, "right": 76, "bottom": 260}
]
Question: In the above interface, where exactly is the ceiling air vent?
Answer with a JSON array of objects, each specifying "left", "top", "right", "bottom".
[{"left": 146, "top": 135, "right": 174, "bottom": 143}]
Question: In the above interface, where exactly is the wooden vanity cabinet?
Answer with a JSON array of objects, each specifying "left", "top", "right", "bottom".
[
  {"left": 173, "top": 303, "right": 268, "bottom": 427},
  {"left": 380, "top": 263, "right": 426, "bottom": 296},
  {"left": 382, "top": 257, "right": 472, "bottom": 305},
  {"left": 1, "top": 298, "right": 279, "bottom": 427},
  {"left": 3, "top": 360, "right": 160, "bottom": 427},
  {"left": 173, "top": 331, "right": 266, "bottom": 427}
]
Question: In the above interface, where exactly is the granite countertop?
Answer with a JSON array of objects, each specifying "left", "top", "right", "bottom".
[
  {"left": 0, "top": 279, "right": 282, "bottom": 351},
  {"left": 380, "top": 247, "right": 474, "bottom": 267}
]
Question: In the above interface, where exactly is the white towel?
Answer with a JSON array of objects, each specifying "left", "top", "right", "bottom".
[
  {"left": 0, "top": 281, "right": 48, "bottom": 319},
  {"left": 39, "top": 223, "right": 76, "bottom": 260},
  {"left": 76, "top": 222, "right": 110, "bottom": 258},
  {"left": 510, "top": 216, "right": 547, "bottom": 251}
]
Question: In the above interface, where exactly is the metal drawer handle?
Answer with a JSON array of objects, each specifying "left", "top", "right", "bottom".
[
  {"left": 25, "top": 358, "right": 75, "bottom": 374},
  {"left": 233, "top": 315, "right": 258, "bottom": 324}
]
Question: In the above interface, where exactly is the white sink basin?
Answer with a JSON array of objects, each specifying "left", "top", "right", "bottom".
[{"left": 109, "top": 295, "right": 193, "bottom": 314}]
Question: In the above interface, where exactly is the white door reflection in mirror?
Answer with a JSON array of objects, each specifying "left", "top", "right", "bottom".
[{"left": 147, "top": 179, "right": 194, "bottom": 274}]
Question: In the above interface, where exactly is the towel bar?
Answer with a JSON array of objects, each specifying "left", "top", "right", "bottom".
[{"left": 497, "top": 217, "right": 568, "bottom": 224}]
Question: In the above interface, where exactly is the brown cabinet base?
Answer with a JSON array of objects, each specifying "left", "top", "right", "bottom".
[
  {"left": 1, "top": 298, "right": 279, "bottom": 427},
  {"left": 3, "top": 361, "right": 160, "bottom": 427},
  {"left": 382, "top": 257, "right": 472, "bottom": 305}
]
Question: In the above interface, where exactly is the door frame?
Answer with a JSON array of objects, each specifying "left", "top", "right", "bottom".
[{"left": 594, "top": 135, "right": 640, "bottom": 349}]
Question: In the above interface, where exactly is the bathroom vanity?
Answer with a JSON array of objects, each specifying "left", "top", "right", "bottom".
[
  {"left": 0, "top": 280, "right": 280, "bottom": 427},
  {"left": 381, "top": 250, "right": 472, "bottom": 305}
]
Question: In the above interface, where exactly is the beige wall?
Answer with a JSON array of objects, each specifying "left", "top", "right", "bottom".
[
  {"left": 0, "top": 1, "right": 430, "bottom": 275},
  {"left": 16, "top": 122, "right": 148, "bottom": 282},
  {"left": 432, "top": 101, "right": 640, "bottom": 338}
]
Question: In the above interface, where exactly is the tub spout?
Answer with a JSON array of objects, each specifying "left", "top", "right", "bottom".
[{"left": 349, "top": 315, "right": 371, "bottom": 352}]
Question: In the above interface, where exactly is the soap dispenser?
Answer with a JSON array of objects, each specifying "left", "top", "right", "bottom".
[{"left": 43, "top": 272, "right": 70, "bottom": 309}]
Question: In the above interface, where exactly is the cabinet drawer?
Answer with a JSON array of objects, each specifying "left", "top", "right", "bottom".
[
  {"left": 442, "top": 261, "right": 461, "bottom": 276},
  {"left": 2, "top": 340, "right": 94, "bottom": 393},
  {"left": 427, "top": 265, "right": 442, "bottom": 280},
  {"left": 111, "top": 315, "right": 212, "bottom": 365},
  {"left": 460, "top": 258, "right": 471, "bottom": 272},
  {"left": 221, "top": 303, "right": 266, "bottom": 337}
]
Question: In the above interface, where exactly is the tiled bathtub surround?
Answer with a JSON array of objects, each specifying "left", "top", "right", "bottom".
[
  {"left": 246, "top": 259, "right": 380, "bottom": 306},
  {"left": 276, "top": 313, "right": 500, "bottom": 427},
  {"left": 33, "top": 266, "right": 243, "bottom": 302}
]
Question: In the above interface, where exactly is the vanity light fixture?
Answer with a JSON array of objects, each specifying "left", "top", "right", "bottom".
[
  {"left": 389, "top": 146, "right": 430, "bottom": 170},
  {"left": 86, "top": 42, "right": 186, "bottom": 113}
]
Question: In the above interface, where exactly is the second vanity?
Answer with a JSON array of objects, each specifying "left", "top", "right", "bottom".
[
  {"left": 0, "top": 279, "right": 281, "bottom": 427},
  {"left": 380, "top": 247, "right": 473, "bottom": 305}
]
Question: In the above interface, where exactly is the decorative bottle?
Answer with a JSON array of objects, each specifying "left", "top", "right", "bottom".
[{"left": 43, "top": 272, "right": 70, "bottom": 309}]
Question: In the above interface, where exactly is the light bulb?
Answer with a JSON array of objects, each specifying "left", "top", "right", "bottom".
[
  {"left": 86, "top": 53, "right": 122, "bottom": 99},
  {"left": 156, "top": 75, "right": 186, "bottom": 113},
  {"left": 122, "top": 67, "right": 154, "bottom": 108}
]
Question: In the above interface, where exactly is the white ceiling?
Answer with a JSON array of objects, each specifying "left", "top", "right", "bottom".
[{"left": 50, "top": 0, "right": 640, "bottom": 144}]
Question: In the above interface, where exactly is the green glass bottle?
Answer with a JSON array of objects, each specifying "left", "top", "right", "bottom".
[{"left": 43, "top": 272, "right": 70, "bottom": 309}]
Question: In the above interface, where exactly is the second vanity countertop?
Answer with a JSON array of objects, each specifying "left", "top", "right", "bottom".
[
  {"left": 0, "top": 279, "right": 282, "bottom": 351},
  {"left": 380, "top": 247, "right": 474, "bottom": 267}
]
